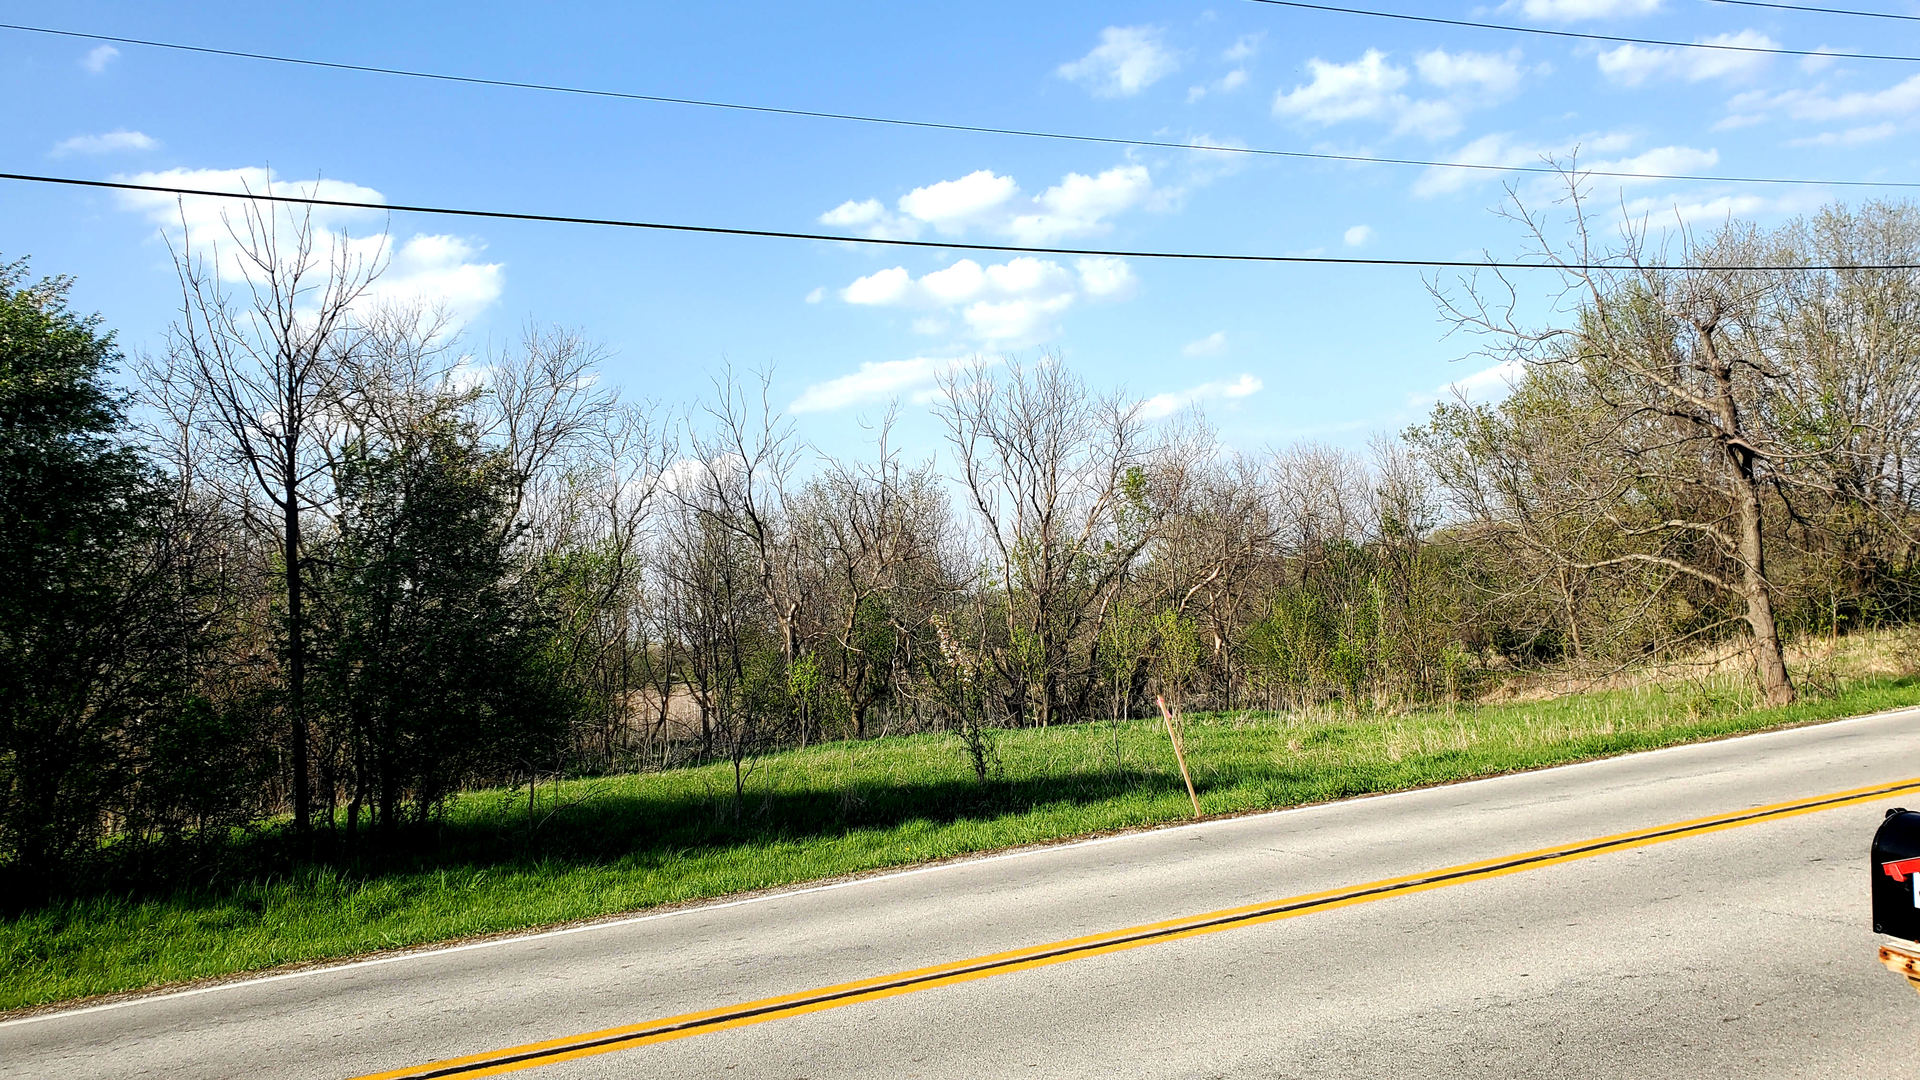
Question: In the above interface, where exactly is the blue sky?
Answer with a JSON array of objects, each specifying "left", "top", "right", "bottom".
[{"left": 6, "top": 0, "right": 1920, "bottom": 461}]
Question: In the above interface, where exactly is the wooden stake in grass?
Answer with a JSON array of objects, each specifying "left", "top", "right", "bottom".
[{"left": 1156, "top": 695, "right": 1201, "bottom": 819}]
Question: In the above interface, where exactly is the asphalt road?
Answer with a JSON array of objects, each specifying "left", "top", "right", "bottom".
[{"left": 6, "top": 709, "right": 1920, "bottom": 1080}]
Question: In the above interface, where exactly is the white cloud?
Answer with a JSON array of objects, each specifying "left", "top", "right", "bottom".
[
  {"left": 1618, "top": 190, "right": 1822, "bottom": 228},
  {"left": 819, "top": 197, "right": 918, "bottom": 241},
  {"left": 1593, "top": 144, "right": 1721, "bottom": 180},
  {"left": 658, "top": 453, "right": 745, "bottom": 497},
  {"left": 1224, "top": 33, "right": 1265, "bottom": 63},
  {"left": 368, "top": 235, "right": 503, "bottom": 318},
  {"left": 1718, "top": 72, "right": 1920, "bottom": 136},
  {"left": 918, "top": 259, "right": 989, "bottom": 304},
  {"left": 1790, "top": 123, "right": 1898, "bottom": 147},
  {"left": 837, "top": 256, "right": 1088, "bottom": 344},
  {"left": 1139, "top": 374, "right": 1263, "bottom": 419},
  {"left": 1058, "top": 25, "right": 1180, "bottom": 97},
  {"left": 1182, "top": 331, "right": 1228, "bottom": 357},
  {"left": 805, "top": 286, "right": 826, "bottom": 304},
  {"left": 983, "top": 257, "right": 1077, "bottom": 299},
  {"left": 1410, "top": 130, "right": 1676, "bottom": 197},
  {"left": 1274, "top": 50, "right": 1412, "bottom": 127},
  {"left": 1010, "top": 165, "right": 1155, "bottom": 243},
  {"left": 1188, "top": 68, "right": 1249, "bottom": 103},
  {"left": 1076, "top": 256, "right": 1136, "bottom": 299},
  {"left": 50, "top": 130, "right": 157, "bottom": 157},
  {"left": 1273, "top": 48, "right": 1524, "bottom": 139},
  {"left": 840, "top": 253, "right": 1082, "bottom": 338},
  {"left": 965, "top": 269, "right": 1076, "bottom": 340},
  {"left": 116, "top": 167, "right": 385, "bottom": 248},
  {"left": 1343, "top": 224, "right": 1375, "bottom": 247},
  {"left": 1504, "top": 0, "right": 1661, "bottom": 18},
  {"left": 1800, "top": 48, "right": 1845, "bottom": 75},
  {"left": 964, "top": 294, "right": 1077, "bottom": 342},
  {"left": 824, "top": 164, "right": 1163, "bottom": 249},
  {"left": 843, "top": 266, "right": 916, "bottom": 306},
  {"left": 1414, "top": 133, "right": 1543, "bottom": 197},
  {"left": 115, "top": 166, "right": 503, "bottom": 322},
  {"left": 1406, "top": 360, "right": 1527, "bottom": 412},
  {"left": 1167, "top": 135, "right": 1255, "bottom": 192},
  {"left": 1414, "top": 49, "right": 1524, "bottom": 96},
  {"left": 1750, "top": 73, "right": 1920, "bottom": 122},
  {"left": 898, "top": 171, "right": 1020, "bottom": 235},
  {"left": 1448, "top": 360, "right": 1525, "bottom": 400},
  {"left": 821, "top": 198, "right": 885, "bottom": 227},
  {"left": 790, "top": 356, "right": 980, "bottom": 414},
  {"left": 81, "top": 45, "right": 119, "bottom": 74},
  {"left": 1597, "top": 30, "right": 1776, "bottom": 86},
  {"left": 822, "top": 169, "right": 1156, "bottom": 345}
]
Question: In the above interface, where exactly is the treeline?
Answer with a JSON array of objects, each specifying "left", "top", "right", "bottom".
[{"left": 4, "top": 195, "right": 1919, "bottom": 898}]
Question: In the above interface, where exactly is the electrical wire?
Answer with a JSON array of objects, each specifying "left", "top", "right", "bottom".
[
  {"left": 9, "top": 170, "right": 1919, "bottom": 272},
  {"left": 1243, "top": 0, "right": 1920, "bottom": 61},
  {"left": 1702, "top": 0, "right": 1920, "bottom": 23},
  {"left": 0, "top": 21, "right": 1914, "bottom": 190}
]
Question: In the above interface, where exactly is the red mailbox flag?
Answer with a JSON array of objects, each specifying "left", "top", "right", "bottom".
[{"left": 1885, "top": 856, "right": 1920, "bottom": 883}]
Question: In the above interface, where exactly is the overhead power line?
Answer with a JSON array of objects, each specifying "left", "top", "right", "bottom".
[
  {"left": 1702, "top": 0, "right": 1920, "bottom": 23},
  {"left": 9, "top": 170, "right": 1919, "bottom": 273},
  {"left": 1243, "top": 0, "right": 1920, "bottom": 62},
  {"left": 0, "top": 22, "right": 1914, "bottom": 191}
]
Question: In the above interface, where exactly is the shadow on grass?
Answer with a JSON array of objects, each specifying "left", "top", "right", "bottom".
[
  {"left": 13, "top": 672, "right": 1919, "bottom": 918},
  {"left": 4, "top": 762, "right": 1213, "bottom": 914}
]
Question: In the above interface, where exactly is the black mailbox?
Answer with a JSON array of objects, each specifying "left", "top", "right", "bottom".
[{"left": 1873, "top": 808, "right": 1920, "bottom": 942}]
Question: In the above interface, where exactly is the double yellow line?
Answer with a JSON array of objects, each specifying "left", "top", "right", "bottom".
[{"left": 355, "top": 776, "right": 1920, "bottom": 1079}]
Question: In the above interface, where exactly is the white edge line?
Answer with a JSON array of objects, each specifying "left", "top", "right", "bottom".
[{"left": 5, "top": 702, "right": 1916, "bottom": 1030}]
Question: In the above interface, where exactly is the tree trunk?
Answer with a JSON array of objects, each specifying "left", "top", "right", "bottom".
[
  {"left": 1558, "top": 567, "right": 1584, "bottom": 661},
  {"left": 1705, "top": 326, "right": 1795, "bottom": 708},
  {"left": 1735, "top": 463, "right": 1795, "bottom": 706},
  {"left": 283, "top": 473, "right": 311, "bottom": 834},
  {"left": 732, "top": 741, "right": 746, "bottom": 808},
  {"left": 378, "top": 768, "right": 398, "bottom": 837}
]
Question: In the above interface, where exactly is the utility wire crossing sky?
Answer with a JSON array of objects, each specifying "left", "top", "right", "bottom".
[
  {"left": 10, "top": 170, "right": 1920, "bottom": 272},
  {"left": 7, "top": 0, "right": 1920, "bottom": 454},
  {"left": 0, "top": 20, "right": 1912, "bottom": 189},
  {"left": 1703, "top": 0, "right": 1920, "bottom": 22},
  {"left": 1244, "top": 0, "right": 1920, "bottom": 62}
]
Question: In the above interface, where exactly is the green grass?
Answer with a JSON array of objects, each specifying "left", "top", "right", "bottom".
[{"left": 6, "top": 671, "right": 1920, "bottom": 1013}]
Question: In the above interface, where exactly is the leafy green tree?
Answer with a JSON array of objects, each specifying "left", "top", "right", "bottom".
[
  {"left": 145, "top": 202, "right": 384, "bottom": 834},
  {"left": 0, "top": 260, "right": 207, "bottom": 893},
  {"left": 312, "top": 411, "right": 571, "bottom": 836}
]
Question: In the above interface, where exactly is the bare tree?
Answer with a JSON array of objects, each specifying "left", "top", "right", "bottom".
[
  {"left": 1425, "top": 172, "right": 1819, "bottom": 705},
  {"left": 1766, "top": 203, "right": 1920, "bottom": 622},
  {"left": 483, "top": 323, "right": 624, "bottom": 542},
  {"left": 1270, "top": 442, "right": 1374, "bottom": 584},
  {"left": 1135, "top": 424, "right": 1280, "bottom": 709},
  {"left": 540, "top": 402, "right": 668, "bottom": 769},
  {"left": 684, "top": 368, "right": 804, "bottom": 668},
  {"left": 935, "top": 357, "right": 1160, "bottom": 726},
  {"left": 794, "top": 412, "right": 954, "bottom": 738},
  {"left": 656, "top": 485, "right": 775, "bottom": 803},
  {"left": 140, "top": 195, "right": 382, "bottom": 831}
]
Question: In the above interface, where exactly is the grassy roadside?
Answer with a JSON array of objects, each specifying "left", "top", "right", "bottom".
[{"left": 6, "top": 668, "right": 1920, "bottom": 1013}]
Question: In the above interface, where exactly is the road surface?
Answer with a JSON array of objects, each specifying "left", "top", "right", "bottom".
[{"left": 5, "top": 708, "right": 1920, "bottom": 1079}]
